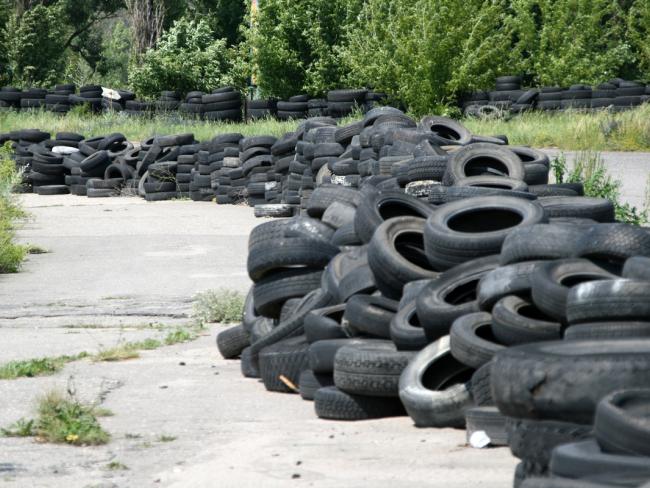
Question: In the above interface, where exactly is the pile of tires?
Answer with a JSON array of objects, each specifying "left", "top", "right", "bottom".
[
  {"left": 201, "top": 87, "right": 243, "bottom": 122},
  {"left": 214, "top": 115, "right": 650, "bottom": 487},
  {"left": 276, "top": 95, "right": 309, "bottom": 120},
  {"left": 154, "top": 90, "right": 181, "bottom": 113},
  {"left": 246, "top": 99, "right": 277, "bottom": 120},
  {"left": 462, "top": 76, "right": 650, "bottom": 117}
]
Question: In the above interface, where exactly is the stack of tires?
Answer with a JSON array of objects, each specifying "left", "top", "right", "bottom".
[
  {"left": 154, "top": 91, "right": 181, "bottom": 113},
  {"left": 124, "top": 99, "right": 155, "bottom": 116},
  {"left": 0, "top": 87, "right": 22, "bottom": 110},
  {"left": 179, "top": 91, "right": 205, "bottom": 119},
  {"left": 239, "top": 135, "right": 276, "bottom": 207},
  {"left": 102, "top": 89, "right": 135, "bottom": 112},
  {"left": 277, "top": 95, "right": 309, "bottom": 120},
  {"left": 45, "top": 84, "right": 75, "bottom": 114},
  {"left": 20, "top": 88, "right": 47, "bottom": 110},
  {"left": 69, "top": 85, "right": 102, "bottom": 113},
  {"left": 327, "top": 89, "right": 367, "bottom": 118},
  {"left": 246, "top": 99, "right": 277, "bottom": 120},
  {"left": 207, "top": 133, "right": 245, "bottom": 203},
  {"left": 214, "top": 112, "right": 650, "bottom": 487},
  {"left": 202, "top": 87, "right": 242, "bottom": 122}
]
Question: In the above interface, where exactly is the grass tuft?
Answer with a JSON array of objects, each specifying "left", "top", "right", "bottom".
[
  {"left": 0, "top": 142, "right": 27, "bottom": 274},
  {"left": 192, "top": 289, "right": 244, "bottom": 326},
  {"left": 2, "top": 391, "right": 110, "bottom": 446},
  {"left": 0, "top": 353, "right": 88, "bottom": 380},
  {"left": 105, "top": 461, "right": 128, "bottom": 471},
  {"left": 158, "top": 434, "right": 177, "bottom": 442}
]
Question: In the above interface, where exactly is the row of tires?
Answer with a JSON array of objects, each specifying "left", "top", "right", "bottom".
[
  {"left": 462, "top": 76, "right": 650, "bottom": 116},
  {"left": 0, "top": 85, "right": 388, "bottom": 121},
  {"left": 215, "top": 120, "right": 650, "bottom": 487}
]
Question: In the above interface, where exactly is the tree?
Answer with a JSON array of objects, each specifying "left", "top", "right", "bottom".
[
  {"left": 125, "top": 0, "right": 166, "bottom": 58},
  {"left": 186, "top": 0, "right": 246, "bottom": 46}
]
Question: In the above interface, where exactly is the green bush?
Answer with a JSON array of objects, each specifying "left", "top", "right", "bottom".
[
  {"left": 0, "top": 143, "right": 26, "bottom": 274},
  {"left": 249, "top": 0, "right": 363, "bottom": 98},
  {"left": 3, "top": 5, "right": 66, "bottom": 87},
  {"left": 128, "top": 17, "right": 246, "bottom": 99}
]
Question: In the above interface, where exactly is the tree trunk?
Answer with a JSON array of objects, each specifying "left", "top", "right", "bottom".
[{"left": 125, "top": 0, "right": 165, "bottom": 58}]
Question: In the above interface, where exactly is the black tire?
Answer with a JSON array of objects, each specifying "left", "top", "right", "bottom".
[
  {"left": 35, "top": 185, "right": 70, "bottom": 195},
  {"left": 573, "top": 223, "right": 650, "bottom": 273},
  {"left": 333, "top": 341, "right": 415, "bottom": 397},
  {"left": 564, "top": 321, "right": 650, "bottom": 340},
  {"left": 423, "top": 196, "right": 547, "bottom": 270},
  {"left": 550, "top": 438, "right": 650, "bottom": 480},
  {"left": 453, "top": 175, "right": 529, "bottom": 191},
  {"left": 284, "top": 216, "right": 336, "bottom": 243},
  {"left": 506, "top": 417, "right": 593, "bottom": 468},
  {"left": 354, "top": 190, "right": 435, "bottom": 244},
  {"left": 477, "top": 260, "right": 542, "bottom": 311},
  {"left": 492, "top": 339, "right": 650, "bottom": 424},
  {"left": 247, "top": 237, "right": 338, "bottom": 281},
  {"left": 416, "top": 255, "right": 499, "bottom": 341},
  {"left": 418, "top": 116, "right": 472, "bottom": 146},
  {"left": 398, "top": 336, "right": 473, "bottom": 427},
  {"left": 390, "top": 300, "right": 429, "bottom": 351},
  {"left": 465, "top": 406, "right": 508, "bottom": 446},
  {"left": 623, "top": 256, "right": 650, "bottom": 281},
  {"left": 240, "top": 347, "right": 260, "bottom": 378},
  {"left": 367, "top": 216, "right": 440, "bottom": 299},
  {"left": 530, "top": 259, "right": 615, "bottom": 322},
  {"left": 470, "top": 362, "right": 493, "bottom": 406},
  {"left": 428, "top": 185, "right": 535, "bottom": 205},
  {"left": 444, "top": 143, "right": 524, "bottom": 184},
  {"left": 259, "top": 336, "right": 310, "bottom": 393},
  {"left": 252, "top": 269, "right": 323, "bottom": 318},
  {"left": 216, "top": 324, "right": 250, "bottom": 359},
  {"left": 320, "top": 201, "right": 356, "bottom": 230},
  {"left": 248, "top": 220, "right": 290, "bottom": 250},
  {"left": 314, "top": 386, "right": 405, "bottom": 421},
  {"left": 407, "top": 155, "right": 449, "bottom": 182},
  {"left": 249, "top": 317, "right": 275, "bottom": 344},
  {"left": 344, "top": 295, "right": 399, "bottom": 339},
  {"left": 331, "top": 222, "right": 362, "bottom": 246},
  {"left": 538, "top": 196, "right": 615, "bottom": 223},
  {"left": 491, "top": 295, "right": 561, "bottom": 345},
  {"left": 306, "top": 185, "right": 360, "bottom": 218},
  {"left": 253, "top": 204, "right": 295, "bottom": 218},
  {"left": 499, "top": 223, "right": 586, "bottom": 265},
  {"left": 304, "top": 304, "right": 347, "bottom": 343},
  {"left": 566, "top": 279, "right": 650, "bottom": 325},
  {"left": 449, "top": 312, "right": 504, "bottom": 369},
  {"left": 299, "top": 370, "right": 334, "bottom": 400},
  {"left": 336, "top": 265, "right": 376, "bottom": 301},
  {"left": 594, "top": 389, "right": 650, "bottom": 457},
  {"left": 308, "top": 338, "right": 372, "bottom": 374}
]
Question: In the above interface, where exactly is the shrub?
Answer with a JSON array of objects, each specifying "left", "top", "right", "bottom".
[
  {"left": 3, "top": 5, "right": 66, "bottom": 87},
  {"left": 248, "top": 0, "right": 363, "bottom": 98},
  {"left": 128, "top": 17, "right": 246, "bottom": 99},
  {"left": 0, "top": 143, "right": 26, "bottom": 274}
]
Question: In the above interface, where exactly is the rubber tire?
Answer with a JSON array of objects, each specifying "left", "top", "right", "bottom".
[
  {"left": 314, "top": 386, "right": 405, "bottom": 421},
  {"left": 304, "top": 304, "right": 347, "bottom": 343},
  {"left": 477, "top": 260, "right": 542, "bottom": 311},
  {"left": 491, "top": 295, "right": 561, "bottom": 345},
  {"left": 500, "top": 223, "right": 586, "bottom": 265},
  {"left": 538, "top": 197, "right": 615, "bottom": 223},
  {"left": 566, "top": 279, "right": 650, "bottom": 325},
  {"left": 444, "top": 143, "right": 524, "bottom": 184},
  {"left": 299, "top": 370, "right": 334, "bottom": 400},
  {"left": 390, "top": 300, "right": 429, "bottom": 351},
  {"left": 252, "top": 269, "right": 323, "bottom": 318},
  {"left": 449, "top": 312, "right": 504, "bottom": 369},
  {"left": 216, "top": 324, "right": 250, "bottom": 359},
  {"left": 259, "top": 336, "right": 309, "bottom": 393},
  {"left": 594, "top": 389, "right": 650, "bottom": 457},
  {"left": 344, "top": 295, "right": 399, "bottom": 339},
  {"left": 564, "top": 321, "right": 650, "bottom": 340},
  {"left": 465, "top": 406, "right": 508, "bottom": 446}
]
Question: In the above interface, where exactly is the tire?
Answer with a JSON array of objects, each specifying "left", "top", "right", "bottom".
[
  {"left": 398, "top": 336, "right": 473, "bottom": 427},
  {"left": 418, "top": 116, "right": 472, "bottom": 146},
  {"left": 566, "top": 279, "right": 650, "bottom": 325},
  {"left": 623, "top": 256, "right": 650, "bottom": 281},
  {"left": 248, "top": 219, "right": 290, "bottom": 250},
  {"left": 465, "top": 407, "right": 508, "bottom": 446},
  {"left": 500, "top": 223, "right": 586, "bottom": 265},
  {"left": 333, "top": 341, "right": 415, "bottom": 397},
  {"left": 216, "top": 324, "right": 250, "bottom": 359},
  {"left": 284, "top": 216, "right": 336, "bottom": 243},
  {"left": 367, "top": 216, "right": 440, "bottom": 299},
  {"left": 308, "top": 338, "right": 372, "bottom": 374},
  {"left": 550, "top": 438, "right": 650, "bottom": 480},
  {"left": 407, "top": 155, "right": 449, "bottom": 182},
  {"left": 240, "top": 347, "right": 260, "bottom": 378},
  {"left": 423, "top": 196, "right": 547, "bottom": 270},
  {"left": 304, "top": 304, "right": 347, "bottom": 343},
  {"left": 247, "top": 237, "right": 338, "bottom": 281},
  {"left": 253, "top": 204, "right": 295, "bottom": 218},
  {"left": 35, "top": 185, "right": 70, "bottom": 195},
  {"left": 564, "top": 321, "right": 650, "bottom": 340},
  {"left": 299, "top": 370, "right": 334, "bottom": 400},
  {"left": 354, "top": 191, "right": 435, "bottom": 244},
  {"left": 306, "top": 185, "right": 361, "bottom": 218},
  {"left": 321, "top": 201, "right": 356, "bottom": 230},
  {"left": 144, "top": 191, "right": 177, "bottom": 201},
  {"left": 530, "top": 259, "right": 615, "bottom": 322},
  {"left": 453, "top": 175, "right": 529, "bottom": 191},
  {"left": 491, "top": 295, "right": 561, "bottom": 345},
  {"left": 491, "top": 339, "right": 650, "bottom": 424},
  {"left": 252, "top": 269, "right": 323, "bottom": 318},
  {"left": 444, "top": 143, "right": 524, "bottom": 184},
  {"left": 594, "top": 389, "right": 650, "bottom": 457},
  {"left": 416, "top": 255, "right": 500, "bottom": 341},
  {"left": 336, "top": 265, "right": 376, "bottom": 301},
  {"left": 449, "top": 312, "right": 504, "bottom": 369},
  {"left": 573, "top": 223, "right": 650, "bottom": 273},
  {"left": 344, "top": 295, "right": 399, "bottom": 339},
  {"left": 390, "top": 300, "right": 429, "bottom": 351},
  {"left": 470, "top": 362, "right": 493, "bottom": 406},
  {"left": 249, "top": 317, "right": 275, "bottom": 344},
  {"left": 259, "top": 336, "right": 310, "bottom": 393},
  {"left": 428, "top": 185, "right": 535, "bottom": 205},
  {"left": 314, "top": 386, "right": 405, "bottom": 421},
  {"left": 538, "top": 197, "right": 615, "bottom": 222},
  {"left": 506, "top": 417, "right": 593, "bottom": 468},
  {"left": 477, "top": 260, "right": 542, "bottom": 311}
]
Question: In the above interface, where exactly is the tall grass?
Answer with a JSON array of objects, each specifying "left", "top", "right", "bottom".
[
  {"left": 0, "top": 142, "right": 26, "bottom": 273},
  {"left": 464, "top": 105, "right": 650, "bottom": 151}
]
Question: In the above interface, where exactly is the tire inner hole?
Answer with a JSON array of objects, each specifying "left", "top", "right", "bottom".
[
  {"left": 464, "top": 156, "right": 509, "bottom": 177},
  {"left": 448, "top": 208, "right": 523, "bottom": 233},
  {"left": 394, "top": 231, "right": 435, "bottom": 270}
]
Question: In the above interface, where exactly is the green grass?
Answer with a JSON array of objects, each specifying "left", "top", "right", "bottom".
[
  {"left": 0, "top": 142, "right": 27, "bottom": 273},
  {"left": 551, "top": 151, "right": 649, "bottom": 225},
  {"left": 105, "top": 461, "right": 128, "bottom": 471},
  {"left": 0, "top": 108, "right": 301, "bottom": 141},
  {"left": 192, "top": 289, "right": 244, "bottom": 326},
  {"left": 464, "top": 105, "right": 650, "bottom": 151},
  {"left": 2, "top": 391, "right": 110, "bottom": 446},
  {"left": 158, "top": 434, "right": 177, "bottom": 442},
  {"left": 0, "top": 353, "right": 88, "bottom": 380}
]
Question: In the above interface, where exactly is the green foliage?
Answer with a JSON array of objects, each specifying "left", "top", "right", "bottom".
[
  {"left": 128, "top": 17, "right": 246, "bottom": 98},
  {"left": 0, "top": 353, "right": 88, "bottom": 380},
  {"left": 3, "top": 5, "right": 67, "bottom": 86},
  {"left": 249, "top": 0, "right": 363, "bottom": 98},
  {"left": 192, "top": 289, "right": 244, "bottom": 325},
  {"left": 95, "top": 20, "right": 132, "bottom": 87},
  {"left": 551, "top": 152, "right": 648, "bottom": 225},
  {"left": 0, "top": 143, "right": 27, "bottom": 274},
  {"left": 186, "top": 0, "right": 247, "bottom": 46}
]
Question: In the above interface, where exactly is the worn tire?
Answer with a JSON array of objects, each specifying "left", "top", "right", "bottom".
[
  {"left": 216, "top": 324, "right": 250, "bottom": 359},
  {"left": 314, "top": 386, "right": 405, "bottom": 421}
]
